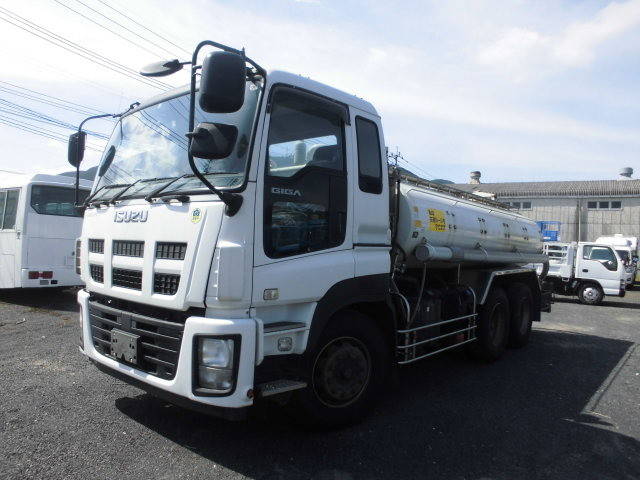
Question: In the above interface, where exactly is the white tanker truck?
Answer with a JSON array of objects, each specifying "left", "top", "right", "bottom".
[{"left": 71, "top": 40, "right": 551, "bottom": 427}]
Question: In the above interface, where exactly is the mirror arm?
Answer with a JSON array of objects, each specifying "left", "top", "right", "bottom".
[
  {"left": 186, "top": 41, "right": 255, "bottom": 217},
  {"left": 73, "top": 103, "right": 139, "bottom": 206}
]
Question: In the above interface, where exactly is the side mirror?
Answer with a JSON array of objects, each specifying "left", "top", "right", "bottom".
[
  {"left": 68, "top": 131, "right": 87, "bottom": 167},
  {"left": 188, "top": 122, "right": 238, "bottom": 159},
  {"left": 199, "top": 51, "right": 246, "bottom": 113}
]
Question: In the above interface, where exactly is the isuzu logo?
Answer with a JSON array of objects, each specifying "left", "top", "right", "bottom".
[
  {"left": 114, "top": 210, "right": 148, "bottom": 223},
  {"left": 271, "top": 187, "right": 301, "bottom": 197}
]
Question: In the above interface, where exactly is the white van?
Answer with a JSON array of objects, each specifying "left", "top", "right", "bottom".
[{"left": 0, "top": 173, "right": 91, "bottom": 288}]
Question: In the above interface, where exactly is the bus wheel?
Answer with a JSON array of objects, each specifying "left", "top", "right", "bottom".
[
  {"left": 289, "top": 310, "right": 389, "bottom": 429},
  {"left": 578, "top": 283, "right": 603, "bottom": 305},
  {"left": 507, "top": 283, "right": 534, "bottom": 348},
  {"left": 467, "top": 287, "right": 510, "bottom": 361}
]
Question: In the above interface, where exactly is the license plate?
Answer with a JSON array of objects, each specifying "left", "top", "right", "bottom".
[{"left": 110, "top": 329, "right": 139, "bottom": 364}]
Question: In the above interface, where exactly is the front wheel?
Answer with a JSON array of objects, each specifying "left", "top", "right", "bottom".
[
  {"left": 288, "top": 310, "right": 389, "bottom": 429},
  {"left": 578, "top": 283, "right": 604, "bottom": 305}
]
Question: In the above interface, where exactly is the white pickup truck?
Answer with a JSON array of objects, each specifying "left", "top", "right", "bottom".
[{"left": 543, "top": 242, "right": 627, "bottom": 305}]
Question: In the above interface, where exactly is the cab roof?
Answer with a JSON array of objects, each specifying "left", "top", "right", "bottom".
[{"left": 131, "top": 69, "right": 379, "bottom": 117}]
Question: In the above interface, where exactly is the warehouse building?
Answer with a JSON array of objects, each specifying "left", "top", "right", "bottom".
[{"left": 454, "top": 168, "right": 640, "bottom": 242}]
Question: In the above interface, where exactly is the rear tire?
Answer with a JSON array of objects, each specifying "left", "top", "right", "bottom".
[
  {"left": 578, "top": 283, "right": 604, "bottom": 305},
  {"left": 288, "top": 310, "right": 389, "bottom": 429},
  {"left": 467, "top": 287, "right": 510, "bottom": 361},
  {"left": 507, "top": 283, "right": 534, "bottom": 348}
]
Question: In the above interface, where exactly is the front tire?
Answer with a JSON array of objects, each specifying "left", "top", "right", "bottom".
[
  {"left": 578, "top": 283, "right": 604, "bottom": 305},
  {"left": 289, "top": 310, "right": 389, "bottom": 429},
  {"left": 467, "top": 287, "right": 510, "bottom": 361}
]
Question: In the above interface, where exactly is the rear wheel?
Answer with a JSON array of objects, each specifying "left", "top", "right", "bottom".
[
  {"left": 467, "top": 287, "right": 510, "bottom": 361},
  {"left": 578, "top": 283, "right": 603, "bottom": 305},
  {"left": 507, "top": 283, "right": 534, "bottom": 348},
  {"left": 289, "top": 310, "right": 389, "bottom": 429}
]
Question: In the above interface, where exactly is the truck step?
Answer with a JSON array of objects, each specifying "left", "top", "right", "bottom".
[{"left": 255, "top": 379, "right": 307, "bottom": 398}]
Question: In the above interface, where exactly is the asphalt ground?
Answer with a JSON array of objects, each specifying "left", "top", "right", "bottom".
[{"left": 1, "top": 288, "right": 639, "bottom": 480}]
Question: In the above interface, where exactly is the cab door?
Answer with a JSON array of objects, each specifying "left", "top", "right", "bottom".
[
  {"left": 350, "top": 110, "right": 390, "bottom": 277},
  {"left": 252, "top": 85, "right": 354, "bottom": 311},
  {"left": 0, "top": 189, "right": 20, "bottom": 288},
  {"left": 577, "top": 244, "right": 622, "bottom": 294}
]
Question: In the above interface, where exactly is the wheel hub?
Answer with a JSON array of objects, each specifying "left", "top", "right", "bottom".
[
  {"left": 583, "top": 287, "right": 598, "bottom": 300},
  {"left": 313, "top": 337, "right": 371, "bottom": 407}
]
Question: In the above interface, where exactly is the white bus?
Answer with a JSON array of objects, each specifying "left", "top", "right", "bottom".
[{"left": 0, "top": 173, "right": 91, "bottom": 289}]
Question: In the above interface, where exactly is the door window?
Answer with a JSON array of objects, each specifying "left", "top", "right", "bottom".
[
  {"left": 355, "top": 117, "right": 383, "bottom": 194},
  {"left": 583, "top": 245, "right": 617, "bottom": 271},
  {"left": 0, "top": 189, "right": 19, "bottom": 230},
  {"left": 264, "top": 87, "right": 348, "bottom": 258}
]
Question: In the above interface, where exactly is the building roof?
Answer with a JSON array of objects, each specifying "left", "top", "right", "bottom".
[{"left": 453, "top": 179, "right": 640, "bottom": 198}]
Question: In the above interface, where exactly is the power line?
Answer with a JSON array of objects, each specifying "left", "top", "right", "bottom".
[
  {"left": 52, "top": 0, "right": 171, "bottom": 59},
  {"left": 0, "top": 116, "right": 104, "bottom": 152},
  {"left": 95, "top": 0, "right": 191, "bottom": 57},
  {"left": 0, "top": 100, "right": 110, "bottom": 140},
  {"left": 0, "top": 6, "right": 173, "bottom": 91},
  {"left": 0, "top": 81, "right": 104, "bottom": 115}
]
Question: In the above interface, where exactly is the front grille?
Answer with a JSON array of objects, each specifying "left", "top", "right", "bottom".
[
  {"left": 88, "top": 239, "right": 104, "bottom": 253},
  {"left": 88, "top": 294, "right": 204, "bottom": 379},
  {"left": 112, "top": 268, "right": 142, "bottom": 290},
  {"left": 89, "top": 264, "right": 104, "bottom": 283},
  {"left": 154, "top": 273, "right": 180, "bottom": 295},
  {"left": 113, "top": 240, "right": 144, "bottom": 257},
  {"left": 156, "top": 242, "right": 187, "bottom": 260}
]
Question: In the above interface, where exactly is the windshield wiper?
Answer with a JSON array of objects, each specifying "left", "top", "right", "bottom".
[
  {"left": 84, "top": 184, "right": 132, "bottom": 207},
  {"left": 153, "top": 190, "right": 191, "bottom": 203},
  {"left": 144, "top": 174, "right": 189, "bottom": 202},
  {"left": 109, "top": 179, "right": 141, "bottom": 204}
]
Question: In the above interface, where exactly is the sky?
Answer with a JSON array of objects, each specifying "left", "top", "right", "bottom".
[{"left": 0, "top": 0, "right": 638, "bottom": 183}]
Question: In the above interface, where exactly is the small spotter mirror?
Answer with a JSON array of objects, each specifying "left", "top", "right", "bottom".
[
  {"left": 68, "top": 131, "right": 86, "bottom": 167},
  {"left": 188, "top": 122, "right": 238, "bottom": 160},
  {"left": 140, "top": 59, "right": 184, "bottom": 77}
]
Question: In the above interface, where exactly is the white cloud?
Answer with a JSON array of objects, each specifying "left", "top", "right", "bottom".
[
  {"left": 477, "top": 0, "right": 640, "bottom": 76},
  {"left": 0, "top": 0, "right": 637, "bottom": 182}
]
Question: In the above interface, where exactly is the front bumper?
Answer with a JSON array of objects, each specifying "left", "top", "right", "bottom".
[{"left": 78, "top": 289, "right": 257, "bottom": 410}]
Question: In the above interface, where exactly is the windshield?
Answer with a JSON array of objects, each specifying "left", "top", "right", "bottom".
[
  {"left": 92, "top": 79, "right": 262, "bottom": 198},
  {"left": 616, "top": 249, "right": 630, "bottom": 263}
]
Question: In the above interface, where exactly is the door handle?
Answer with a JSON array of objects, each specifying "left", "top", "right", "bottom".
[{"left": 582, "top": 269, "right": 588, "bottom": 272}]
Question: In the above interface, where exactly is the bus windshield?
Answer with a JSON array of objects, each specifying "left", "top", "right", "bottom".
[
  {"left": 92, "top": 79, "right": 263, "bottom": 199},
  {"left": 31, "top": 185, "right": 89, "bottom": 217}
]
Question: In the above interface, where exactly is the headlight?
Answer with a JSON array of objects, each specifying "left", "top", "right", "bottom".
[
  {"left": 195, "top": 337, "right": 238, "bottom": 395},
  {"left": 200, "top": 338, "right": 234, "bottom": 368}
]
